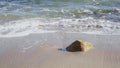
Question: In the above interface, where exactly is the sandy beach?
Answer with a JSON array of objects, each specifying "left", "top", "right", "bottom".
[
  {"left": 0, "top": 0, "right": 120, "bottom": 68},
  {"left": 0, "top": 32, "right": 120, "bottom": 68}
]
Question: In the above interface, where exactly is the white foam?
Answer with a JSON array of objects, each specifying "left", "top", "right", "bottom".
[
  {"left": 0, "top": 18, "right": 59, "bottom": 37},
  {"left": 0, "top": 17, "right": 120, "bottom": 37}
]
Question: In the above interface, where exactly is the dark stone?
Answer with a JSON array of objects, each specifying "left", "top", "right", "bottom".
[{"left": 66, "top": 40, "right": 83, "bottom": 52}]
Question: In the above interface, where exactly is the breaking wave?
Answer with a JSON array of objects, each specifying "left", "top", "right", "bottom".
[{"left": 0, "top": 0, "right": 120, "bottom": 37}]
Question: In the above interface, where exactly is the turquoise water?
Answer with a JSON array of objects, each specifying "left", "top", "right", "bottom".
[{"left": 0, "top": 0, "right": 120, "bottom": 37}]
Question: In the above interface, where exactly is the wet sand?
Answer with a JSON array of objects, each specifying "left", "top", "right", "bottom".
[{"left": 0, "top": 32, "right": 120, "bottom": 68}]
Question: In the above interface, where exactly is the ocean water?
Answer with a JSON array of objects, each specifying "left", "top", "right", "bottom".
[{"left": 0, "top": 0, "right": 120, "bottom": 37}]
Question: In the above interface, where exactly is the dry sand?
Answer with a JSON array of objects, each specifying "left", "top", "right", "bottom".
[{"left": 0, "top": 32, "right": 120, "bottom": 68}]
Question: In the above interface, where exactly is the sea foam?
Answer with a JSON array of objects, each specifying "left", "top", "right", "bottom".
[{"left": 0, "top": 17, "right": 120, "bottom": 37}]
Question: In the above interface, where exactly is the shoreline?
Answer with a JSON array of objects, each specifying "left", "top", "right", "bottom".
[{"left": 1, "top": 31, "right": 120, "bottom": 38}]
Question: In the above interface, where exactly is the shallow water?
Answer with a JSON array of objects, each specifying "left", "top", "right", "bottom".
[{"left": 0, "top": 0, "right": 120, "bottom": 37}]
